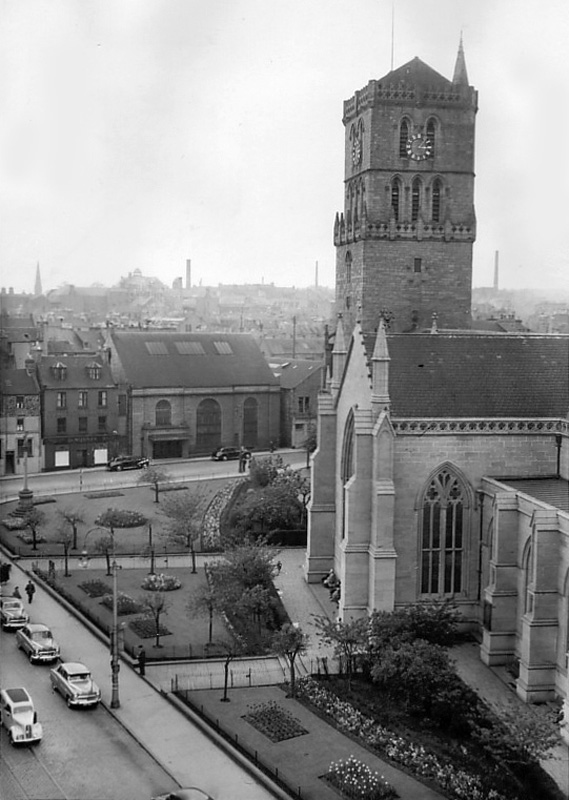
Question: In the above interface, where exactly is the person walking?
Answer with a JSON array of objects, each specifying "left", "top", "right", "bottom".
[
  {"left": 137, "top": 646, "right": 147, "bottom": 676},
  {"left": 13, "top": 586, "right": 22, "bottom": 598},
  {"left": 25, "top": 580, "right": 36, "bottom": 604}
]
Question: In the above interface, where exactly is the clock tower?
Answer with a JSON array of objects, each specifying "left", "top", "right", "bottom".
[{"left": 335, "top": 39, "right": 477, "bottom": 334}]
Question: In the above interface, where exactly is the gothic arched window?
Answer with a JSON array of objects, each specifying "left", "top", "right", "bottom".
[
  {"left": 391, "top": 179, "right": 401, "bottom": 221},
  {"left": 345, "top": 251, "right": 352, "bottom": 284},
  {"left": 340, "top": 410, "right": 355, "bottom": 539},
  {"left": 399, "top": 120, "right": 409, "bottom": 157},
  {"left": 420, "top": 468, "right": 468, "bottom": 596},
  {"left": 196, "top": 398, "right": 221, "bottom": 452},
  {"left": 411, "top": 178, "right": 421, "bottom": 222},
  {"left": 155, "top": 399, "right": 172, "bottom": 426},
  {"left": 432, "top": 179, "right": 442, "bottom": 222},
  {"left": 426, "top": 118, "right": 436, "bottom": 158}
]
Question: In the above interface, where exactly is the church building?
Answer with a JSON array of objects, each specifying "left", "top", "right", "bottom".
[{"left": 306, "top": 41, "right": 569, "bottom": 706}]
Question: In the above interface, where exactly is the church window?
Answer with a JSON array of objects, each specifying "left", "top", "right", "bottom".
[
  {"left": 414, "top": 258, "right": 422, "bottom": 273},
  {"left": 345, "top": 251, "right": 352, "bottom": 283},
  {"left": 411, "top": 178, "right": 421, "bottom": 222},
  {"left": 420, "top": 469, "right": 467, "bottom": 596},
  {"left": 426, "top": 118, "right": 436, "bottom": 158},
  {"left": 345, "top": 295, "right": 351, "bottom": 310},
  {"left": 399, "top": 120, "right": 409, "bottom": 157},
  {"left": 340, "top": 411, "right": 355, "bottom": 539},
  {"left": 432, "top": 179, "right": 442, "bottom": 222},
  {"left": 522, "top": 539, "right": 534, "bottom": 614},
  {"left": 155, "top": 399, "right": 172, "bottom": 426},
  {"left": 391, "top": 179, "right": 401, "bottom": 221}
]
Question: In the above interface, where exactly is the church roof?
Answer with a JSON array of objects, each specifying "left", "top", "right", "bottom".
[
  {"left": 378, "top": 57, "right": 452, "bottom": 93},
  {"left": 370, "top": 333, "right": 569, "bottom": 418}
]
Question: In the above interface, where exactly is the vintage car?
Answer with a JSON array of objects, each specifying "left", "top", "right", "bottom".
[
  {"left": 152, "top": 790, "right": 213, "bottom": 800},
  {"left": 16, "top": 623, "right": 60, "bottom": 664},
  {"left": 0, "top": 596, "right": 30, "bottom": 630},
  {"left": 107, "top": 455, "right": 150, "bottom": 471},
  {"left": 50, "top": 661, "right": 101, "bottom": 708},
  {"left": 211, "top": 446, "right": 251, "bottom": 462},
  {"left": 0, "top": 687, "right": 43, "bottom": 745}
]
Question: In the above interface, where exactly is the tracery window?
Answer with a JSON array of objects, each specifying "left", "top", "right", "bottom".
[
  {"left": 426, "top": 118, "right": 436, "bottom": 158},
  {"left": 432, "top": 179, "right": 442, "bottom": 222},
  {"left": 391, "top": 179, "right": 401, "bottom": 221},
  {"left": 411, "top": 178, "right": 421, "bottom": 222},
  {"left": 399, "top": 120, "right": 409, "bottom": 157},
  {"left": 420, "top": 469, "right": 467, "bottom": 595},
  {"left": 345, "top": 251, "right": 352, "bottom": 284},
  {"left": 340, "top": 410, "right": 355, "bottom": 540}
]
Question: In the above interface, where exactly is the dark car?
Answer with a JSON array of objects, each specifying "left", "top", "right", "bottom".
[
  {"left": 107, "top": 455, "right": 150, "bottom": 472},
  {"left": 211, "top": 447, "right": 251, "bottom": 462},
  {"left": 152, "top": 789, "right": 213, "bottom": 800}
]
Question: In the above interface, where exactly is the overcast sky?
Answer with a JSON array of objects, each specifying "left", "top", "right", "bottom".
[{"left": 1, "top": 0, "right": 568, "bottom": 295}]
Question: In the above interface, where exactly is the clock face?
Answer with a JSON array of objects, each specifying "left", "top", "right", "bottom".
[
  {"left": 351, "top": 136, "right": 362, "bottom": 166},
  {"left": 406, "top": 133, "right": 432, "bottom": 161}
]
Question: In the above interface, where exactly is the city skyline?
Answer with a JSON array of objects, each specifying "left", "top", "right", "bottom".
[{"left": 1, "top": 1, "right": 567, "bottom": 295}]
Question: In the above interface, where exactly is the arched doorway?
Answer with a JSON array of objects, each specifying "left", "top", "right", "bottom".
[{"left": 196, "top": 399, "right": 221, "bottom": 454}]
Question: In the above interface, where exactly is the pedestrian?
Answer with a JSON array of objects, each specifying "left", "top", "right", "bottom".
[
  {"left": 137, "top": 646, "right": 146, "bottom": 676},
  {"left": 13, "top": 586, "right": 22, "bottom": 599},
  {"left": 276, "top": 560, "right": 282, "bottom": 574},
  {"left": 25, "top": 580, "right": 36, "bottom": 604},
  {"left": 238, "top": 446, "right": 246, "bottom": 473}
]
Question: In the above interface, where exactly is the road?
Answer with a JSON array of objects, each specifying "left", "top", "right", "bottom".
[
  {"left": 0, "top": 630, "right": 177, "bottom": 800},
  {"left": 0, "top": 450, "right": 307, "bottom": 503}
]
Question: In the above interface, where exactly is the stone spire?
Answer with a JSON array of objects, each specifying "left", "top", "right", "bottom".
[
  {"left": 331, "top": 314, "right": 347, "bottom": 394},
  {"left": 371, "top": 317, "right": 391, "bottom": 413},
  {"left": 452, "top": 33, "right": 469, "bottom": 86},
  {"left": 34, "top": 262, "right": 43, "bottom": 296}
]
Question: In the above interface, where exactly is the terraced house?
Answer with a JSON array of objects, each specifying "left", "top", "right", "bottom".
[{"left": 106, "top": 331, "right": 280, "bottom": 459}]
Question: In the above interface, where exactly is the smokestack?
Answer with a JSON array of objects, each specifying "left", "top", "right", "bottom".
[
  {"left": 315, "top": 260, "right": 319, "bottom": 288},
  {"left": 186, "top": 259, "right": 191, "bottom": 290},
  {"left": 493, "top": 251, "right": 499, "bottom": 291}
]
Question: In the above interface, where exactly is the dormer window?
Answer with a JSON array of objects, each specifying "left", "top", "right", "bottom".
[
  {"left": 53, "top": 362, "right": 67, "bottom": 381},
  {"left": 86, "top": 362, "right": 101, "bottom": 380}
]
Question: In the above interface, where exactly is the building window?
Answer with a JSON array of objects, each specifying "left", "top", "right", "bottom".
[
  {"left": 98, "top": 391, "right": 108, "bottom": 408},
  {"left": 56, "top": 392, "right": 67, "bottom": 409},
  {"left": 340, "top": 410, "right": 356, "bottom": 540},
  {"left": 414, "top": 258, "right": 422, "bottom": 273},
  {"left": 78, "top": 417, "right": 88, "bottom": 433},
  {"left": 16, "top": 396, "right": 24, "bottom": 409},
  {"left": 420, "top": 468, "right": 468, "bottom": 596},
  {"left": 432, "top": 179, "right": 441, "bottom": 222},
  {"left": 345, "top": 251, "right": 352, "bottom": 284},
  {"left": 155, "top": 400, "right": 172, "bottom": 426},
  {"left": 53, "top": 362, "right": 67, "bottom": 381},
  {"left": 391, "top": 179, "right": 401, "bottom": 221},
  {"left": 426, "top": 118, "right": 436, "bottom": 158},
  {"left": 57, "top": 418, "right": 67, "bottom": 434},
  {"left": 98, "top": 416, "right": 107, "bottom": 433},
  {"left": 16, "top": 418, "right": 24, "bottom": 431},
  {"left": 78, "top": 391, "right": 88, "bottom": 408},
  {"left": 411, "top": 178, "right": 421, "bottom": 222},
  {"left": 86, "top": 362, "right": 101, "bottom": 380},
  {"left": 196, "top": 398, "right": 221, "bottom": 452},
  {"left": 17, "top": 438, "right": 33, "bottom": 458},
  {"left": 399, "top": 119, "right": 409, "bottom": 157},
  {"left": 298, "top": 396, "right": 310, "bottom": 414}
]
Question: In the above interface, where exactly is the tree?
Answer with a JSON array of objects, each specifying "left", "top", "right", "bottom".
[
  {"left": 217, "top": 638, "right": 247, "bottom": 702},
  {"left": 230, "top": 483, "right": 303, "bottom": 537},
  {"left": 187, "top": 582, "right": 218, "bottom": 644},
  {"left": 139, "top": 591, "right": 170, "bottom": 648},
  {"left": 161, "top": 489, "right": 206, "bottom": 572},
  {"left": 214, "top": 540, "right": 278, "bottom": 591},
  {"left": 22, "top": 507, "right": 45, "bottom": 551},
  {"left": 271, "top": 624, "right": 308, "bottom": 697},
  {"left": 248, "top": 455, "right": 285, "bottom": 488},
  {"left": 94, "top": 535, "right": 115, "bottom": 576},
  {"left": 470, "top": 703, "right": 559, "bottom": 767},
  {"left": 58, "top": 507, "right": 85, "bottom": 550},
  {"left": 138, "top": 466, "right": 172, "bottom": 503},
  {"left": 314, "top": 615, "right": 368, "bottom": 689},
  {"left": 58, "top": 529, "right": 74, "bottom": 577}
]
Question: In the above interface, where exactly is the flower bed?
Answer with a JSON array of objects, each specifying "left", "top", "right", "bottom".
[
  {"left": 94, "top": 508, "right": 148, "bottom": 528},
  {"left": 141, "top": 573, "right": 181, "bottom": 591},
  {"left": 17, "top": 533, "right": 47, "bottom": 544},
  {"left": 128, "top": 617, "right": 171, "bottom": 639},
  {"left": 324, "top": 755, "right": 398, "bottom": 800},
  {"left": 297, "top": 678, "right": 508, "bottom": 800},
  {"left": 100, "top": 592, "right": 143, "bottom": 615},
  {"left": 202, "top": 480, "right": 245, "bottom": 550},
  {"left": 79, "top": 579, "right": 113, "bottom": 597},
  {"left": 242, "top": 700, "right": 308, "bottom": 742}
]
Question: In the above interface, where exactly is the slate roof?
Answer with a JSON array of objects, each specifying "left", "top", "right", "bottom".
[
  {"left": 378, "top": 57, "right": 451, "bottom": 93},
  {"left": 1, "top": 369, "right": 39, "bottom": 395},
  {"left": 365, "top": 333, "right": 569, "bottom": 418},
  {"left": 500, "top": 478, "right": 569, "bottom": 513},
  {"left": 37, "top": 355, "right": 115, "bottom": 390},
  {"left": 268, "top": 359, "right": 324, "bottom": 390},
  {"left": 111, "top": 331, "right": 279, "bottom": 389}
]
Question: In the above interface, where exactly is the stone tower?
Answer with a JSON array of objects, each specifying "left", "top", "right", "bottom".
[{"left": 334, "top": 39, "right": 477, "bottom": 334}]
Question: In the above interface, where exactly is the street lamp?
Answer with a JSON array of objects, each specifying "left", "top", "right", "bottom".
[
  {"left": 17, "top": 429, "right": 34, "bottom": 514},
  {"left": 80, "top": 525, "right": 121, "bottom": 709}
]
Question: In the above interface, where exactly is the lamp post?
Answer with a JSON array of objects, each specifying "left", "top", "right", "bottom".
[
  {"left": 17, "top": 430, "right": 34, "bottom": 514},
  {"left": 80, "top": 525, "right": 121, "bottom": 709}
]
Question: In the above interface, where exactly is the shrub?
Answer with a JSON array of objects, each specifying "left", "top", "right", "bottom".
[
  {"left": 79, "top": 579, "right": 112, "bottom": 597},
  {"left": 95, "top": 508, "right": 148, "bottom": 529},
  {"left": 128, "top": 617, "right": 170, "bottom": 639},
  {"left": 325, "top": 755, "right": 398, "bottom": 800},
  {"left": 100, "top": 592, "right": 142, "bottom": 615},
  {"left": 141, "top": 573, "right": 181, "bottom": 591}
]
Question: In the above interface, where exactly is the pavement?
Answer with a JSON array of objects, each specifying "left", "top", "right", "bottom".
[{"left": 2, "top": 546, "right": 567, "bottom": 799}]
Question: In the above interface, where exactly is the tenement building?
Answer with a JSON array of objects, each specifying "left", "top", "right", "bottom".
[{"left": 306, "top": 41, "right": 569, "bottom": 706}]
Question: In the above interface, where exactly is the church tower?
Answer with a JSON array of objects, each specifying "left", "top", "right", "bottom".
[{"left": 334, "top": 39, "right": 477, "bottom": 334}]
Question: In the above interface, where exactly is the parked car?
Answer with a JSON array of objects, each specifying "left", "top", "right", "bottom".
[
  {"left": 0, "top": 596, "right": 30, "bottom": 630},
  {"left": 50, "top": 662, "right": 101, "bottom": 708},
  {"left": 0, "top": 687, "right": 43, "bottom": 745},
  {"left": 152, "top": 790, "right": 213, "bottom": 800},
  {"left": 16, "top": 623, "right": 60, "bottom": 664},
  {"left": 211, "top": 446, "right": 251, "bottom": 462},
  {"left": 107, "top": 455, "right": 150, "bottom": 471}
]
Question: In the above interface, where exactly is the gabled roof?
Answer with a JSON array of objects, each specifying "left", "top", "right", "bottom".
[
  {"left": 378, "top": 57, "right": 452, "bottom": 93},
  {"left": 362, "top": 332, "right": 569, "bottom": 418},
  {"left": 268, "top": 359, "right": 324, "bottom": 389},
  {"left": 1, "top": 369, "right": 39, "bottom": 395},
  {"left": 111, "top": 331, "right": 278, "bottom": 389}
]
